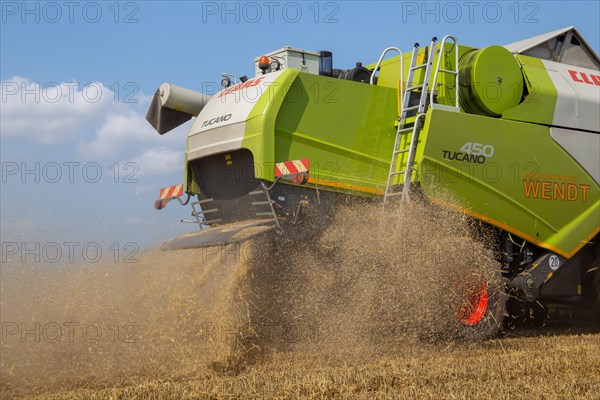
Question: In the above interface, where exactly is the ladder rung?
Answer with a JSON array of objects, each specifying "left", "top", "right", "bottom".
[
  {"left": 196, "top": 208, "right": 217, "bottom": 214},
  {"left": 203, "top": 218, "right": 222, "bottom": 224},
  {"left": 438, "top": 69, "right": 458, "bottom": 75},
  {"left": 397, "top": 127, "right": 413, "bottom": 133},
  {"left": 251, "top": 201, "right": 272, "bottom": 206},
  {"left": 249, "top": 190, "right": 266, "bottom": 196},
  {"left": 393, "top": 149, "right": 409, "bottom": 155},
  {"left": 197, "top": 198, "right": 214, "bottom": 204},
  {"left": 403, "top": 105, "right": 420, "bottom": 112},
  {"left": 411, "top": 64, "right": 427, "bottom": 71},
  {"left": 430, "top": 104, "right": 460, "bottom": 112},
  {"left": 390, "top": 170, "right": 406, "bottom": 176},
  {"left": 406, "top": 84, "right": 424, "bottom": 91}
]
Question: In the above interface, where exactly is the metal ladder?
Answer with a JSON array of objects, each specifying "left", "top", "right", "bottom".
[
  {"left": 250, "top": 183, "right": 281, "bottom": 228},
  {"left": 383, "top": 37, "right": 438, "bottom": 207},
  {"left": 181, "top": 186, "right": 280, "bottom": 230},
  {"left": 181, "top": 197, "right": 220, "bottom": 229}
]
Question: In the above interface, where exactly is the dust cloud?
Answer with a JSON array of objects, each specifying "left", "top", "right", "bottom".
[{"left": 0, "top": 199, "right": 501, "bottom": 397}]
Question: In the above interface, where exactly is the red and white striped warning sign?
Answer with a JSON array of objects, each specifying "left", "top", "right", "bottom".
[
  {"left": 275, "top": 158, "right": 309, "bottom": 177},
  {"left": 275, "top": 158, "right": 309, "bottom": 184},
  {"left": 155, "top": 184, "right": 184, "bottom": 210},
  {"left": 159, "top": 184, "right": 183, "bottom": 200}
]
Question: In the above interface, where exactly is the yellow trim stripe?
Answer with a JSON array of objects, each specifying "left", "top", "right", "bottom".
[
  {"left": 300, "top": 179, "right": 598, "bottom": 258},
  {"left": 430, "top": 197, "right": 599, "bottom": 259},
  {"left": 308, "top": 178, "right": 384, "bottom": 195}
]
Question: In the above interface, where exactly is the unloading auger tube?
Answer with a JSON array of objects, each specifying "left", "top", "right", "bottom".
[{"left": 146, "top": 27, "right": 600, "bottom": 336}]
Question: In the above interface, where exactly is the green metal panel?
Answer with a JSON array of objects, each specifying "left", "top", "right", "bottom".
[
  {"left": 417, "top": 108, "right": 599, "bottom": 257},
  {"left": 184, "top": 136, "right": 200, "bottom": 194},
  {"left": 502, "top": 55, "right": 558, "bottom": 125},
  {"left": 242, "top": 70, "right": 399, "bottom": 194},
  {"left": 241, "top": 68, "right": 300, "bottom": 182}
]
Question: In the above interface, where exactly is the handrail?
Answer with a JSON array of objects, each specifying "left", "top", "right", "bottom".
[
  {"left": 430, "top": 35, "right": 460, "bottom": 109},
  {"left": 370, "top": 47, "right": 404, "bottom": 107}
]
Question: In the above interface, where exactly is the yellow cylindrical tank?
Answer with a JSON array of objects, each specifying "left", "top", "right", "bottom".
[{"left": 459, "top": 46, "right": 524, "bottom": 116}]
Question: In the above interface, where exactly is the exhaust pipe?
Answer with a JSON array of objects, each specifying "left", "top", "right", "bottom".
[{"left": 146, "top": 82, "right": 211, "bottom": 134}]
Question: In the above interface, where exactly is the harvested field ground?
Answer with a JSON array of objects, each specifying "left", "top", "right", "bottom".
[
  {"left": 8, "top": 333, "right": 600, "bottom": 400},
  {"left": 1, "top": 202, "right": 599, "bottom": 399}
]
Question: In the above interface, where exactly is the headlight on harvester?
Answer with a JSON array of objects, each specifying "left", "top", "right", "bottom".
[{"left": 220, "top": 77, "right": 232, "bottom": 88}]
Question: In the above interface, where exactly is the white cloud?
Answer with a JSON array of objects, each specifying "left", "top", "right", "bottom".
[
  {"left": 1, "top": 76, "right": 192, "bottom": 177},
  {"left": 1, "top": 76, "right": 120, "bottom": 144},
  {"left": 131, "top": 147, "right": 183, "bottom": 176},
  {"left": 78, "top": 110, "right": 188, "bottom": 159}
]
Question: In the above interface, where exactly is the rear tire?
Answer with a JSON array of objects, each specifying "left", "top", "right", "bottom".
[{"left": 448, "top": 264, "right": 508, "bottom": 340}]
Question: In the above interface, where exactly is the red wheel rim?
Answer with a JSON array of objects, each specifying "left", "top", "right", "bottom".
[{"left": 456, "top": 280, "right": 489, "bottom": 326}]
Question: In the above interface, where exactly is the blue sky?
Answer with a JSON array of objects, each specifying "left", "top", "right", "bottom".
[{"left": 1, "top": 1, "right": 599, "bottom": 255}]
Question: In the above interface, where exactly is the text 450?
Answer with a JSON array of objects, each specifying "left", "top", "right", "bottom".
[{"left": 460, "top": 142, "right": 495, "bottom": 158}]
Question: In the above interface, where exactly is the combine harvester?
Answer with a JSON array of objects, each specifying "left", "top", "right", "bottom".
[{"left": 147, "top": 27, "right": 600, "bottom": 336}]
